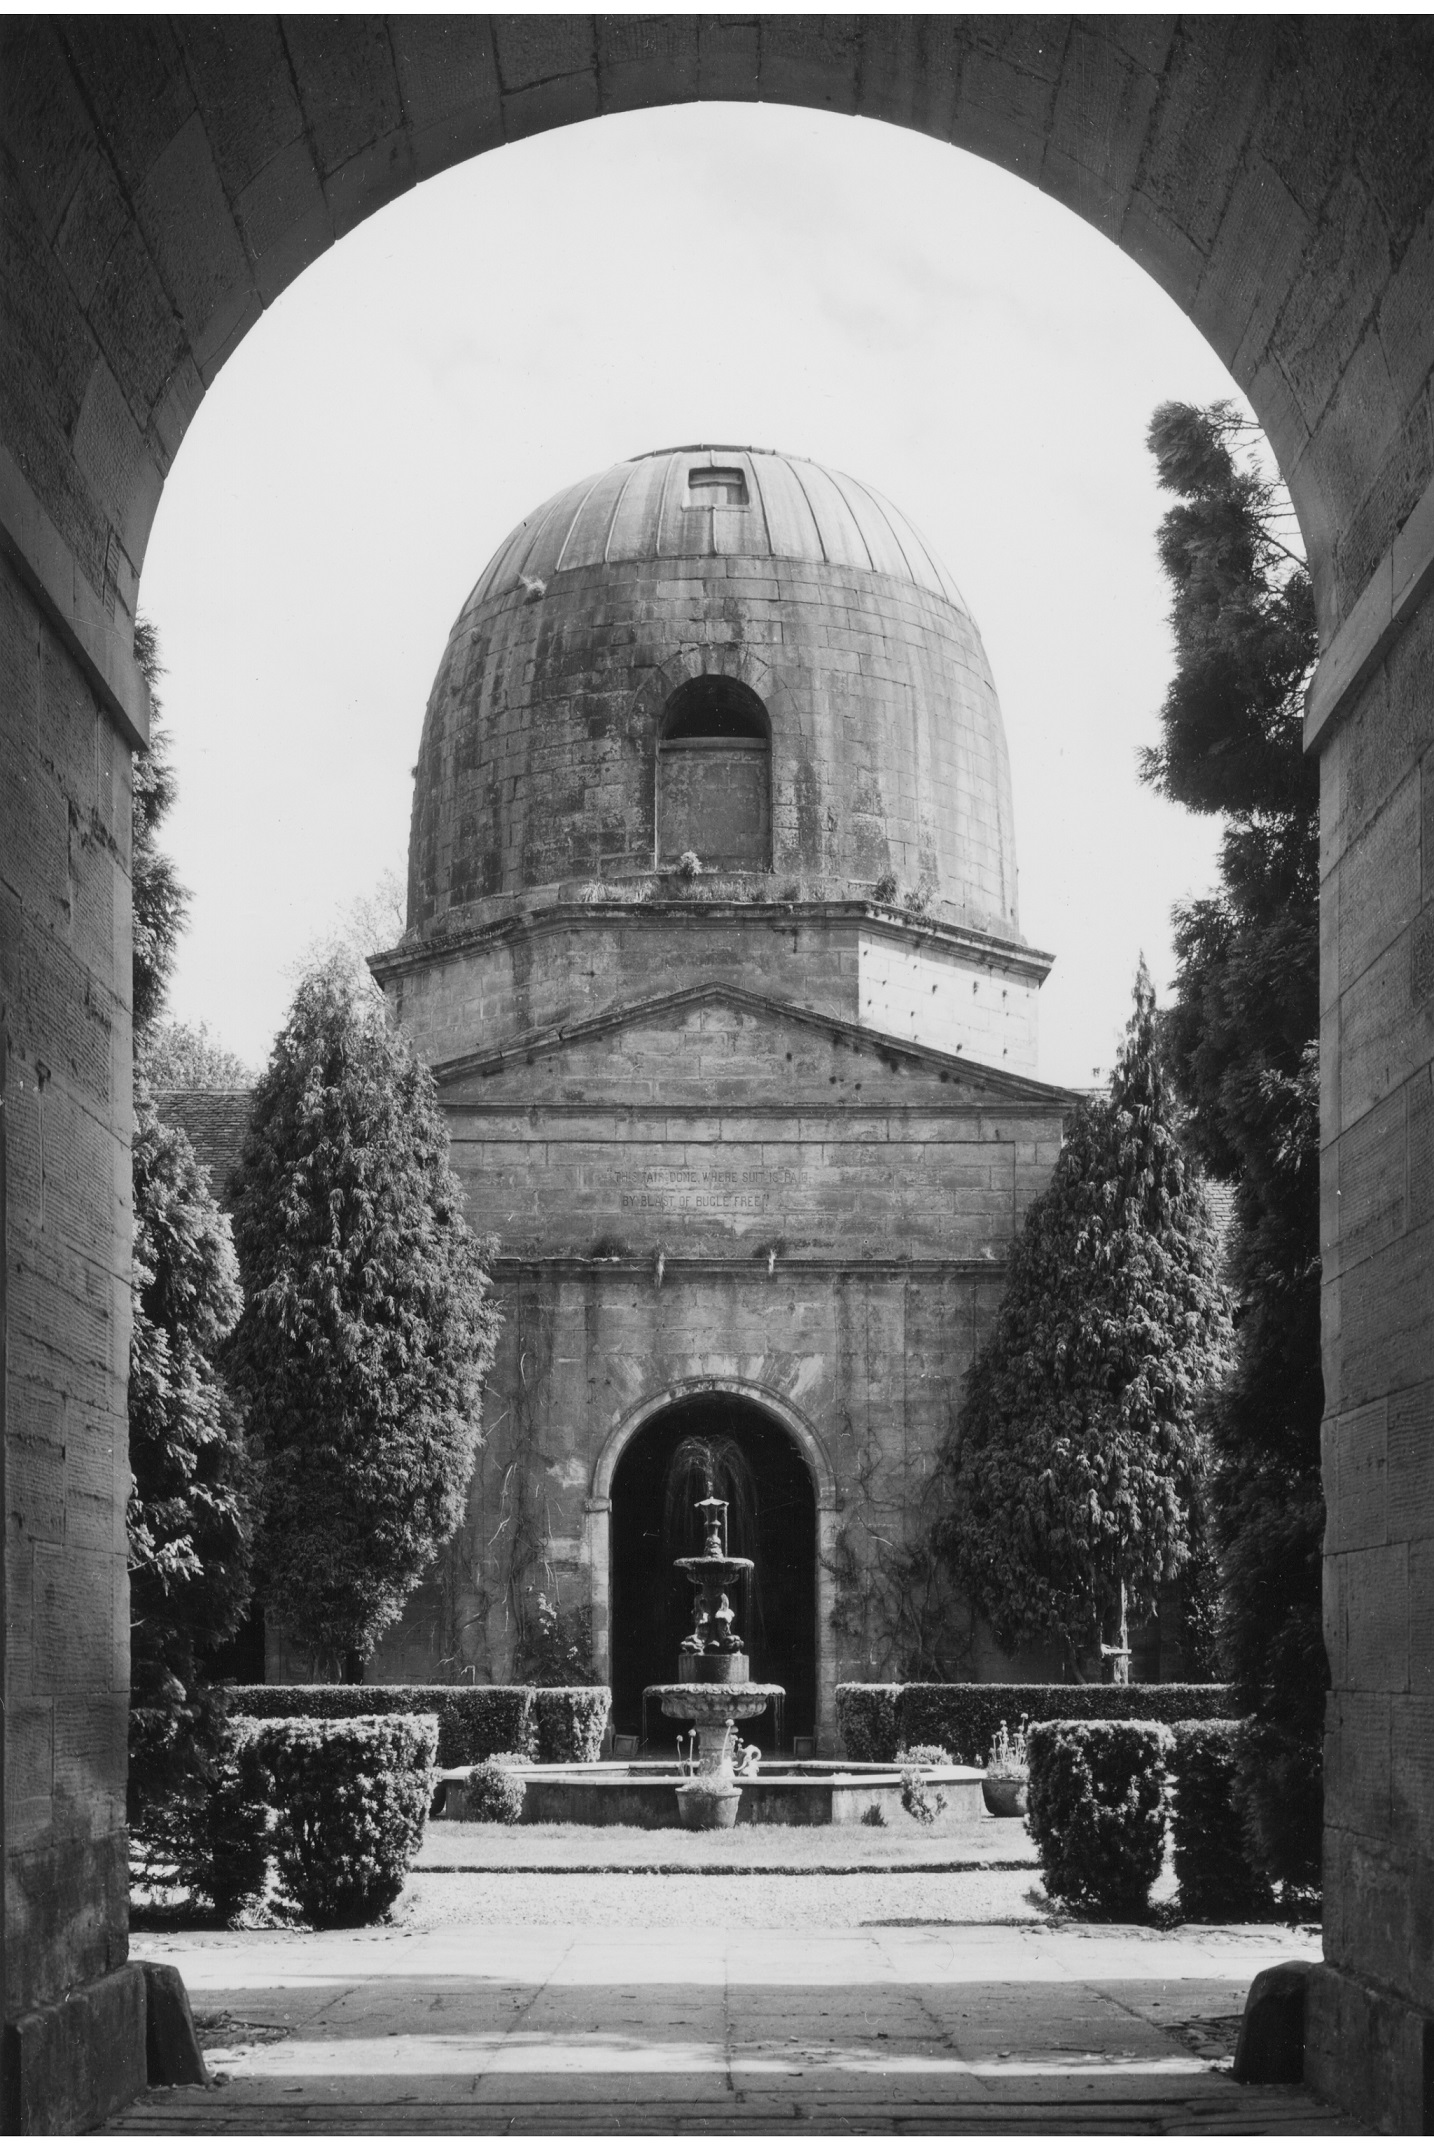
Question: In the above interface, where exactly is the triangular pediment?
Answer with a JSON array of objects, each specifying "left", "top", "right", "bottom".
[{"left": 432, "top": 983, "right": 1073, "bottom": 1111}]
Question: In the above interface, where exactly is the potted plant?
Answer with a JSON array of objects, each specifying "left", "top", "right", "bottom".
[{"left": 983, "top": 1720, "right": 1030, "bottom": 1817}]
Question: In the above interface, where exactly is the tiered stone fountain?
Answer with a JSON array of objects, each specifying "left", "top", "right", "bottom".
[{"left": 645, "top": 1495, "right": 783, "bottom": 1829}]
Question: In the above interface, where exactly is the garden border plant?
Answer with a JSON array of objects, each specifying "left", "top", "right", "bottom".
[
  {"left": 462, "top": 1756, "right": 527, "bottom": 1825},
  {"left": 1170, "top": 1718, "right": 1276, "bottom": 1919},
  {"left": 247, "top": 1712, "right": 438, "bottom": 1927},
  {"left": 1026, "top": 1719, "right": 1173, "bottom": 1918}
]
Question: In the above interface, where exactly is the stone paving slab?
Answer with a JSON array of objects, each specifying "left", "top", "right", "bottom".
[{"left": 110, "top": 1918, "right": 1354, "bottom": 2135}]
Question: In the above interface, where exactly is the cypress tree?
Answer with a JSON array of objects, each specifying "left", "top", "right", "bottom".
[
  {"left": 227, "top": 961, "right": 500, "bottom": 1674},
  {"left": 126, "top": 619, "right": 256, "bottom": 1869},
  {"left": 128, "top": 1093, "right": 254, "bottom": 1829},
  {"left": 1143, "top": 400, "right": 1324, "bottom": 1889},
  {"left": 941, "top": 965, "right": 1230, "bottom": 1674},
  {"left": 131, "top": 621, "right": 188, "bottom": 1031}
]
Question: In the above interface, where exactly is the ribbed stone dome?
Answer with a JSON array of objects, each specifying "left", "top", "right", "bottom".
[
  {"left": 407, "top": 446, "right": 1022, "bottom": 945},
  {"left": 467, "top": 445, "right": 968, "bottom": 609}
]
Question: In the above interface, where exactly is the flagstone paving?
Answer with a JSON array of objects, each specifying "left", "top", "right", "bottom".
[{"left": 112, "top": 1912, "right": 1353, "bottom": 2134}]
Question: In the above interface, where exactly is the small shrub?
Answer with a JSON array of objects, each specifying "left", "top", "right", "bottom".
[
  {"left": 860, "top": 1803, "right": 887, "bottom": 1827},
  {"left": 900, "top": 1767, "right": 947, "bottom": 1826},
  {"left": 1172, "top": 1720, "right": 1276, "bottom": 1919},
  {"left": 250, "top": 1713, "right": 437, "bottom": 1927},
  {"left": 676, "top": 850, "right": 702, "bottom": 880},
  {"left": 897, "top": 1747, "right": 952, "bottom": 1826},
  {"left": 1026, "top": 1720, "right": 1173, "bottom": 1916},
  {"left": 873, "top": 872, "right": 898, "bottom": 903},
  {"left": 836, "top": 1683, "right": 901, "bottom": 1762},
  {"left": 196, "top": 1721, "right": 270, "bottom": 1918},
  {"left": 466, "top": 1759, "right": 525, "bottom": 1825}
]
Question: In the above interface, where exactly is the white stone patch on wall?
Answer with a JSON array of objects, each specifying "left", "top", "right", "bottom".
[{"left": 857, "top": 935, "right": 1039, "bottom": 1073}]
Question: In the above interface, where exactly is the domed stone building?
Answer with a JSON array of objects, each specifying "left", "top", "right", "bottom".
[{"left": 366, "top": 445, "right": 1074, "bottom": 1747}]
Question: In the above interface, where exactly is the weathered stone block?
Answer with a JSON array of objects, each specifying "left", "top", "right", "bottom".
[
  {"left": 1232, "top": 1958, "right": 1314, "bottom": 2083},
  {"left": 140, "top": 1961, "right": 208, "bottom": 2087},
  {"left": 1305, "top": 1959, "right": 1433, "bottom": 2133},
  {"left": 3, "top": 1963, "right": 147, "bottom": 2134}
]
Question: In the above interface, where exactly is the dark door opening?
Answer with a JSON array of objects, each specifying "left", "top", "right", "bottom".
[{"left": 610, "top": 1392, "right": 817, "bottom": 1752}]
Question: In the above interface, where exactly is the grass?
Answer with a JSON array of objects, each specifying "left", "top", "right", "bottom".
[{"left": 413, "top": 1817, "right": 1037, "bottom": 1871}]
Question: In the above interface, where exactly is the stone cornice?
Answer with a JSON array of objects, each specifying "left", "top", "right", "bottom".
[
  {"left": 447, "top": 1098, "right": 1066, "bottom": 1122},
  {"left": 370, "top": 894, "right": 1053, "bottom": 986},
  {"left": 490, "top": 1254, "right": 1007, "bottom": 1279}
]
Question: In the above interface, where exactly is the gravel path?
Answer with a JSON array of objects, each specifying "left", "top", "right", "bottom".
[{"left": 393, "top": 1866, "right": 1050, "bottom": 1929}]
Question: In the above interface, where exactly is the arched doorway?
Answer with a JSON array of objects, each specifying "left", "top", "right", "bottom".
[{"left": 610, "top": 1391, "right": 817, "bottom": 1752}]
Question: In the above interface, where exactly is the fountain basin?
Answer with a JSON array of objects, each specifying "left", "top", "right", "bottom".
[{"left": 440, "top": 1759, "right": 989, "bottom": 1830}]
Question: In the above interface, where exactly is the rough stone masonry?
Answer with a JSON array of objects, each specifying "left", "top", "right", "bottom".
[{"left": 348, "top": 445, "right": 1077, "bottom": 1742}]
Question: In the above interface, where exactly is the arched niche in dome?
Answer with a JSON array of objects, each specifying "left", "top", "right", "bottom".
[{"left": 656, "top": 675, "right": 772, "bottom": 869}]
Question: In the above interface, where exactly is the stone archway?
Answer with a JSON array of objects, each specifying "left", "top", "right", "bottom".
[
  {"left": 5, "top": 18, "right": 1434, "bottom": 2131},
  {"left": 606, "top": 1390, "right": 818, "bottom": 1750},
  {"left": 590, "top": 1376, "right": 840, "bottom": 1748}
]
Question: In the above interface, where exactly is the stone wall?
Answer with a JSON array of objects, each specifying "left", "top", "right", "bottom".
[
  {"left": 407, "top": 550, "right": 1017, "bottom": 941},
  {"left": 1, "top": 553, "right": 135, "bottom": 2041},
  {"left": 1307, "top": 571, "right": 1434, "bottom": 2126},
  {"left": 375, "top": 904, "right": 1049, "bottom": 1076},
  {"left": 362, "top": 971, "right": 1070, "bottom": 1739}
]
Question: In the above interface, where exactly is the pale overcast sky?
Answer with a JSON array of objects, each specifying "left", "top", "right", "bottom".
[{"left": 140, "top": 100, "right": 1253, "bottom": 1090}]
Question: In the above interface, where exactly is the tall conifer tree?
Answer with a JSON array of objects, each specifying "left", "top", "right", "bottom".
[
  {"left": 126, "top": 621, "right": 254, "bottom": 1855},
  {"left": 940, "top": 965, "right": 1229, "bottom": 1673},
  {"left": 228, "top": 962, "right": 500, "bottom": 1673},
  {"left": 1143, "top": 401, "right": 1324, "bottom": 1888}
]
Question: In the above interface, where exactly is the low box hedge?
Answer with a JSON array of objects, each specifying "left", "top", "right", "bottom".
[
  {"left": 224, "top": 1683, "right": 611, "bottom": 1766},
  {"left": 833, "top": 1684, "right": 901, "bottom": 1762},
  {"left": 1026, "top": 1719, "right": 1174, "bottom": 1916},
  {"left": 1170, "top": 1718, "right": 1274, "bottom": 1919},
  {"left": 533, "top": 1686, "right": 609, "bottom": 1763},
  {"left": 247, "top": 1712, "right": 438, "bottom": 1927},
  {"left": 836, "top": 1682, "right": 1233, "bottom": 1765}
]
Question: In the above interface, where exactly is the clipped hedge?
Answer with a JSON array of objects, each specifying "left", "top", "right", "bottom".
[
  {"left": 1026, "top": 1719, "right": 1173, "bottom": 1916},
  {"left": 533, "top": 1686, "right": 609, "bottom": 1763},
  {"left": 249, "top": 1713, "right": 437, "bottom": 1926},
  {"left": 835, "top": 1684, "right": 901, "bottom": 1763},
  {"left": 1171, "top": 1719, "right": 1275, "bottom": 1920},
  {"left": 226, "top": 1684, "right": 612, "bottom": 1766},
  {"left": 196, "top": 1720, "right": 270, "bottom": 1918},
  {"left": 837, "top": 1683, "right": 1233, "bottom": 1765}
]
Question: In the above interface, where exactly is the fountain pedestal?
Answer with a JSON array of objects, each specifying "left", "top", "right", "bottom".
[{"left": 644, "top": 1495, "right": 786, "bottom": 1830}]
